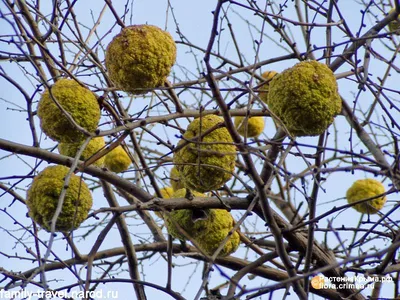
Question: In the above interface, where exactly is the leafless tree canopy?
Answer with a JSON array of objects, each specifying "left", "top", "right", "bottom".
[{"left": 0, "top": 0, "right": 399, "bottom": 299}]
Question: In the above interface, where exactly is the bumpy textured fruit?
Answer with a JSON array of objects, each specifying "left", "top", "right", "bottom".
[
  {"left": 26, "top": 165, "right": 93, "bottom": 232},
  {"left": 258, "top": 71, "right": 278, "bottom": 104},
  {"left": 165, "top": 189, "right": 239, "bottom": 256},
  {"left": 37, "top": 79, "right": 101, "bottom": 143},
  {"left": 164, "top": 189, "right": 206, "bottom": 240},
  {"left": 104, "top": 145, "right": 131, "bottom": 173},
  {"left": 346, "top": 179, "right": 387, "bottom": 214},
  {"left": 155, "top": 186, "right": 174, "bottom": 218},
  {"left": 173, "top": 115, "right": 236, "bottom": 192},
  {"left": 58, "top": 137, "right": 106, "bottom": 167},
  {"left": 234, "top": 116, "right": 265, "bottom": 138},
  {"left": 105, "top": 25, "right": 177, "bottom": 94},
  {"left": 195, "top": 209, "right": 240, "bottom": 257},
  {"left": 170, "top": 166, "right": 184, "bottom": 191},
  {"left": 388, "top": 8, "right": 400, "bottom": 33},
  {"left": 268, "top": 61, "right": 341, "bottom": 137},
  {"left": 160, "top": 186, "right": 174, "bottom": 199}
]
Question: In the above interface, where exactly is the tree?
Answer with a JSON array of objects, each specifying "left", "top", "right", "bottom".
[{"left": 0, "top": 0, "right": 399, "bottom": 299}]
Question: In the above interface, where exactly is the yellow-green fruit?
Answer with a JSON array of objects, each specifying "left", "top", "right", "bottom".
[
  {"left": 195, "top": 209, "right": 240, "bottom": 257},
  {"left": 58, "top": 137, "right": 106, "bottom": 167},
  {"left": 173, "top": 115, "right": 236, "bottom": 193},
  {"left": 268, "top": 61, "right": 341, "bottom": 137},
  {"left": 165, "top": 189, "right": 239, "bottom": 256},
  {"left": 105, "top": 25, "right": 177, "bottom": 94},
  {"left": 155, "top": 186, "right": 174, "bottom": 218},
  {"left": 104, "top": 145, "right": 131, "bottom": 173},
  {"left": 234, "top": 116, "right": 265, "bottom": 138},
  {"left": 170, "top": 166, "right": 184, "bottom": 191},
  {"left": 37, "top": 79, "right": 100, "bottom": 143},
  {"left": 26, "top": 165, "right": 93, "bottom": 232},
  {"left": 258, "top": 71, "right": 278, "bottom": 104},
  {"left": 160, "top": 186, "right": 174, "bottom": 199},
  {"left": 164, "top": 189, "right": 206, "bottom": 240},
  {"left": 388, "top": 8, "right": 400, "bottom": 33},
  {"left": 346, "top": 179, "right": 387, "bottom": 214}
]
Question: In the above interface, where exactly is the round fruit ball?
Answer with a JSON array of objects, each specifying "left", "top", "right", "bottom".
[
  {"left": 58, "top": 137, "right": 106, "bottom": 167},
  {"left": 268, "top": 61, "right": 341, "bottom": 137},
  {"left": 37, "top": 79, "right": 101, "bottom": 143},
  {"left": 26, "top": 165, "right": 93, "bottom": 232},
  {"left": 160, "top": 186, "right": 174, "bottom": 199},
  {"left": 196, "top": 210, "right": 240, "bottom": 257},
  {"left": 234, "top": 116, "right": 265, "bottom": 138},
  {"left": 388, "top": 8, "right": 400, "bottom": 33},
  {"left": 165, "top": 188, "right": 239, "bottom": 257},
  {"left": 173, "top": 115, "right": 236, "bottom": 193},
  {"left": 164, "top": 188, "right": 206, "bottom": 241},
  {"left": 170, "top": 166, "right": 184, "bottom": 191},
  {"left": 104, "top": 145, "right": 131, "bottom": 173},
  {"left": 258, "top": 70, "right": 278, "bottom": 104},
  {"left": 105, "top": 25, "right": 177, "bottom": 94},
  {"left": 346, "top": 179, "right": 387, "bottom": 214},
  {"left": 154, "top": 186, "right": 174, "bottom": 218}
]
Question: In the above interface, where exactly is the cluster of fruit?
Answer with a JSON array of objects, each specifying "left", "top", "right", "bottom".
[
  {"left": 257, "top": 62, "right": 387, "bottom": 213},
  {"left": 157, "top": 114, "right": 240, "bottom": 257},
  {"left": 29, "top": 77, "right": 132, "bottom": 233},
  {"left": 27, "top": 25, "right": 175, "bottom": 233},
  {"left": 156, "top": 60, "right": 387, "bottom": 257},
  {"left": 28, "top": 22, "right": 388, "bottom": 252}
]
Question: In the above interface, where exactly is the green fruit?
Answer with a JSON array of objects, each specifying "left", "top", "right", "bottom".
[
  {"left": 258, "top": 70, "right": 278, "bottom": 104},
  {"left": 160, "top": 186, "right": 174, "bottom": 199},
  {"left": 37, "top": 79, "right": 100, "bottom": 143},
  {"left": 105, "top": 25, "right": 177, "bottom": 94},
  {"left": 164, "top": 188, "right": 206, "bottom": 240},
  {"left": 26, "top": 165, "right": 93, "bottom": 232},
  {"left": 346, "top": 179, "right": 387, "bottom": 214},
  {"left": 155, "top": 186, "right": 174, "bottom": 218},
  {"left": 58, "top": 137, "right": 106, "bottom": 167},
  {"left": 164, "top": 189, "right": 240, "bottom": 257},
  {"left": 104, "top": 145, "right": 131, "bottom": 173},
  {"left": 234, "top": 116, "right": 265, "bottom": 138},
  {"left": 388, "top": 8, "right": 400, "bottom": 33},
  {"left": 173, "top": 115, "right": 236, "bottom": 192},
  {"left": 195, "top": 209, "right": 240, "bottom": 257},
  {"left": 268, "top": 61, "right": 341, "bottom": 137},
  {"left": 170, "top": 166, "right": 184, "bottom": 191}
]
